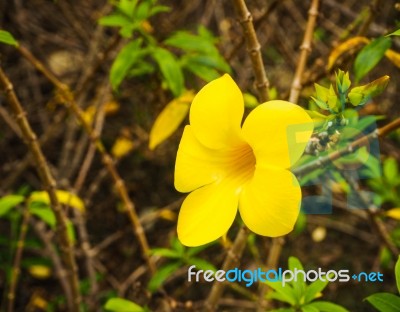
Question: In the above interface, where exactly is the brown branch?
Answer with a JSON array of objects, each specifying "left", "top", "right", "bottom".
[
  {"left": 204, "top": 227, "right": 249, "bottom": 312},
  {"left": 289, "top": 0, "right": 320, "bottom": 104},
  {"left": 293, "top": 117, "right": 400, "bottom": 177},
  {"left": 16, "top": 45, "right": 156, "bottom": 274},
  {"left": 7, "top": 207, "right": 30, "bottom": 312},
  {"left": 232, "top": 0, "right": 269, "bottom": 102},
  {"left": 0, "top": 67, "right": 81, "bottom": 311}
]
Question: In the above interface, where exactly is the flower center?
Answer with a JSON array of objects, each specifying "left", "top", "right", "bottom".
[{"left": 225, "top": 143, "right": 256, "bottom": 192}]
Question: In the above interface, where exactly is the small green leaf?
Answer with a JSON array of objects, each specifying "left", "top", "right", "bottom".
[
  {"left": 301, "top": 305, "right": 319, "bottom": 312},
  {"left": 151, "top": 47, "right": 184, "bottom": 97},
  {"left": 395, "top": 256, "right": 400, "bottom": 294},
  {"left": 265, "top": 281, "right": 297, "bottom": 306},
  {"left": 187, "top": 257, "right": 216, "bottom": 273},
  {"left": 0, "top": 195, "right": 25, "bottom": 217},
  {"left": 348, "top": 76, "right": 390, "bottom": 106},
  {"left": 98, "top": 14, "right": 131, "bottom": 27},
  {"left": 386, "top": 29, "right": 400, "bottom": 37},
  {"left": 383, "top": 158, "right": 399, "bottom": 185},
  {"left": 354, "top": 37, "right": 392, "bottom": 82},
  {"left": 314, "top": 83, "right": 330, "bottom": 102},
  {"left": 288, "top": 257, "right": 306, "bottom": 303},
  {"left": 165, "top": 31, "right": 218, "bottom": 55},
  {"left": 117, "top": 0, "right": 139, "bottom": 18},
  {"left": 110, "top": 39, "right": 146, "bottom": 90},
  {"left": 0, "top": 30, "right": 18, "bottom": 46},
  {"left": 365, "top": 293, "right": 400, "bottom": 312},
  {"left": 150, "top": 248, "right": 181, "bottom": 259},
  {"left": 304, "top": 276, "right": 330, "bottom": 303},
  {"left": 148, "top": 262, "right": 181, "bottom": 292},
  {"left": 29, "top": 204, "right": 56, "bottom": 228},
  {"left": 104, "top": 297, "right": 145, "bottom": 312},
  {"left": 306, "top": 301, "right": 349, "bottom": 312}
]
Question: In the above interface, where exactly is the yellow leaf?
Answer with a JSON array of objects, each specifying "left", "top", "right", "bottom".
[
  {"left": 104, "top": 101, "right": 120, "bottom": 115},
  {"left": 386, "top": 208, "right": 400, "bottom": 220},
  {"left": 328, "top": 36, "right": 370, "bottom": 70},
  {"left": 111, "top": 137, "right": 135, "bottom": 159},
  {"left": 82, "top": 105, "right": 97, "bottom": 125},
  {"left": 29, "top": 190, "right": 85, "bottom": 212},
  {"left": 28, "top": 265, "right": 51, "bottom": 279},
  {"left": 385, "top": 49, "right": 400, "bottom": 68},
  {"left": 159, "top": 209, "right": 177, "bottom": 221},
  {"left": 149, "top": 90, "right": 195, "bottom": 150}
]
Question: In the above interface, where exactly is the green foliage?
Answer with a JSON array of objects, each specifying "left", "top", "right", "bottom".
[
  {"left": 104, "top": 297, "right": 147, "bottom": 312},
  {"left": 148, "top": 237, "right": 215, "bottom": 292},
  {"left": 100, "top": 0, "right": 230, "bottom": 92},
  {"left": 266, "top": 257, "right": 349, "bottom": 312},
  {"left": 365, "top": 257, "right": 400, "bottom": 311},
  {"left": 354, "top": 37, "right": 392, "bottom": 82},
  {"left": 0, "top": 195, "right": 24, "bottom": 217},
  {"left": 368, "top": 157, "right": 400, "bottom": 206},
  {"left": 0, "top": 30, "right": 18, "bottom": 46}
]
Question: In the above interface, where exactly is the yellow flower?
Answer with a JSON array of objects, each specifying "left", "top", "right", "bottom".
[{"left": 175, "top": 74, "right": 313, "bottom": 246}]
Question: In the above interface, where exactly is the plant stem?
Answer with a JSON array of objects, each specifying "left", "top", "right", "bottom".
[
  {"left": 204, "top": 227, "right": 249, "bottom": 312},
  {"left": 289, "top": 0, "right": 320, "bottom": 104},
  {"left": 233, "top": 0, "right": 269, "bottom": 102},
  {"left": 293, "top": 117, "right": 400, "bottom": 177},
  {"left": 0, "top": 67, "right": 81, "bottom": 311},
  {"left": 16, "top": 45, "right": 156, "bottom": 274},
  {"left": 7, "top": 207, "right": 30, "bottom": 312}
]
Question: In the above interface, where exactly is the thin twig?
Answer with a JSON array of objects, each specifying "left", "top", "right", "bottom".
[
  {"left": 0, "top": 67, "right": 81, "bottom": 311},
  {"left": 289, "top": 0, "right": 320, "bottom": 104},
  {"left": 232, "top": 0, "right": 269, "bottom": 102},
  {"left": 7, "top": 206, "right": 30, "bottom": 312},
  {"left": 16, "top": 45, "right": 156, "bottom": 274},
  {"left": 204, "top": 227, "right": 249, "bottom": 312},
  {"left": 293, "top": 117, "right": 400, "bottom": 177},
  {"left": 357, "top": 0, "right": 383, "bottom": 36}
]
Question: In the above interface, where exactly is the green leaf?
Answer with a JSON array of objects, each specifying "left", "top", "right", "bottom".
[
  {"left": 354, "top": 37, "right": 392, "bottom": 82},
  {"left": 147, "top": 262, "right": 181, "bottom": 292},
  {"left": 186, "top": 243, "right": 214, "bottom": 257},
  {"left": 395, "top": 256, "right": 400, "bottom": 294},
  {"left": 365, "top": 293, "right": 400, "bottom": 312},
  {"left": 348, "top": 76, "right": 390, "bottom": 106},
  {"left": 184, "top": 61, "right": 220, "bottom": 82},
  {"left": 0, "top": 30, "right": 18, "bottom": 46},
  {"left": 151, "top": 47, "right": 184, "bottom": 97},
  {"left": 288, "top": 257, "right": 306, "bottom": 303},
  {"left": 0, "top": 195, "right": 24, "bottom": 217},
  {"left": 148, "top": 5, "right": 170, "bottom": 17},
  {"left": 187, "top": 257, "right": 216, "bottom": 272},
  {"left": 165, "top": 31, "right": 218, "bottom": 55},
  {"left": 150, "top": 248, "right": 181, "bottom": 259},
  {"left": 386, "top": 29, "right": 400, "bottom": 37},
  {"left": 301, "top": 305, "right": 319, "bottom": 312},
  {"left": 307, "top": 301, "right": 349, "bottom": 312},
  {"left": 98, "top": 14, "right": 131, "bottom": 27},
  {"left": 304, "top": 276, "right": 330, "bottom": 303},
  {"left": 117, "top": 0, "right": 139, "bottom": 18},
  {"left": 383, "top": 158, "right": 399, "bottom": 185},
  {"left": 135, "top": 1, "right": 151, "bottom": 20},
  {"left": 265, "top": 281, "right": 297, "bottom": 306},
  {"left": 29, "top": 204, "right": 56, "bottom": 228},
  {"left": 110, "top": 39, "right": 146, "bottom": 90},
  {"left": 104, "top": 297, "right": 145, "bottom": 312}
]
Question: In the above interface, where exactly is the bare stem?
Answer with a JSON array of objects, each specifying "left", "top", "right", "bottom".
[
  {"left": 7, "top": 207, "right": 30, "bottom": 312},
  {"left": 204, "top": 227, "right": 249, "bottom": 312},
  {"left": 233, "top": 0, "right": 269, "bottom": 102},
  {"left": 17, "top": 45, "right": 156, "bottom": 274},
  {"left": 0, "top": 67, "right": 81, "bottom": 311},
  {"left": 289, "top": 0, "right": 320, "bottom": 104}
]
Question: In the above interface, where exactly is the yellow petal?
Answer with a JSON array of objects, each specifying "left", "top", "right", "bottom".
[
  {"left": 241, "top": 100, "right": 313, "bottom": 168},
  {"left": 111, "top": 136, "right": 135, "bottom": 158},
  {"left": 189, "top": 74, "right": 244, "bottom": 149},
  {"left": 175, "top": 126, "right": 230, "bottom": 192},
  {"left": 29, "top": 190, "right": 85, "bottom": 212},
  {"left": 239, "top": 167, "right": 301, "bottom": 237},
  {"left": 177, "top": 181, "right": 238, "bottom": 246}
]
